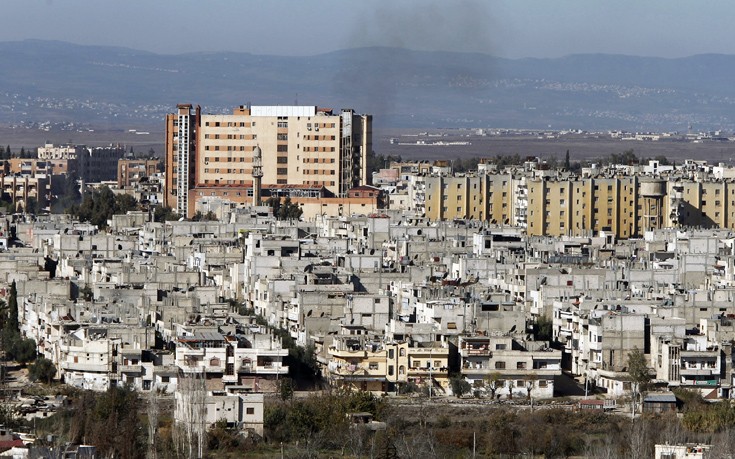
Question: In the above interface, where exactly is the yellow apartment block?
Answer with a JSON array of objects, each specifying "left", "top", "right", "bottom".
[{"left": 426, "top": 174, "right": 735, "bottom": 238}]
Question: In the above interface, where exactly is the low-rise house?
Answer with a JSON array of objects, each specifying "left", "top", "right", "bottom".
[
  {"left": 459, "top": 335, "right": 561, "bottom": 399},
  {"left": 175, "top": 324, "right": 288, "bottom": 392}
]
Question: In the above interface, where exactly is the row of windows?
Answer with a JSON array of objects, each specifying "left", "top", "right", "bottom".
[
  {"left": 204, "top": 134, "right": 257, "bottom": 140},
  {"left": 203, "top": 168, "right": 252, "bottom": 174},
  {"left": 303, "top": 146, "right": 336, "bottom": 152},
  {"left": 304, "top": 170, "right": 336, "bottom": 175},
  {"left": 204, "top": 146, "right": 257, "bottom": 152},
  {"left": 303, "top": 158, "right": 336, "bottom": 164},
  {"left": 303, "top": 135, "right": 337, "bottom": 141},
  {"left": 204, "top": 157, "right": 251, "bottom": 163},
  {"left": 305, "top": 180, "right": 336, "bottom": 187},
  {"left": 204, "top": 121, "right": 254, "bottom": 127}
]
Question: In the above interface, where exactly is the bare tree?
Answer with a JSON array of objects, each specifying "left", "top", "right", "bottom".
[
  {"left": 175, "top": 373, "right": 207, "bottom": 459},
  {"left": 586, "top": 434, "right": 618, "bottom": 459},
  {"left": 709, "top": 426, "right": 735, "bottom": 459},
  {"left": 628, "top": 418, "right": 651, "bottom": 459},
  {"left": 147, "top": 391, "right": 159, "bottom": 459}
]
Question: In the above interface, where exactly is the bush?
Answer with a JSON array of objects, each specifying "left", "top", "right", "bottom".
[
  {"left": 450, "top": 376, "right": 471, "bottom": 398},
  {"left": 29, "top": 357, "right": 56, "bottom": 384}
]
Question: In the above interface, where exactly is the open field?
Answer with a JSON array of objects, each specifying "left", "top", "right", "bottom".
[
  {"left": 3, "top": 125, "right": 735, "bottom": 165},
  {"left": 0, "top": 126, "right": 165, "bottom": 156},
  {"left": 376, "top": 128, "right": 735, "bottom": 164}
]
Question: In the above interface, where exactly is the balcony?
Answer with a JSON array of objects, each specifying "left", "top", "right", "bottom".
[
  {"left": 222, "top": 374, "right": 238, "bottom": 383},
  {"left": 119, "top": 364, "right": 142, "bottom": 374},
  {"left": 61, "top": 362, "right": 109, "bottom": 373},
  {"left": 254, "top": 364, "right": 288, "bottom": 375},
  {"left": 680, "top": 368, "right": 717, "bottom": 377},
  {"left": 462, "top": 348, "right": 492, "bottom": 357}
]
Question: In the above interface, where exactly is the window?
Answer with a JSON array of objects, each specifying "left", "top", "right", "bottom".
[
  {"left": 246, "top": 407, "right": 255, "bottom": 415},
  {"left": 517, "top": 362, "right": 527, "bottom": 369},
  {"left": 495, "top": 361, "right": 506, "bottom": 369}
]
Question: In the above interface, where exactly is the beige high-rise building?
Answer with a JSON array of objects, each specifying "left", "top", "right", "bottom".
[
  {"left": 165, "top": 104, "right": 372, "bottom": 217},
  {"left": 528, "top": 177, "right": 639, "bottom": 238},
  {"left": 424, "top": 173, "right": 515, "bottom": 223}
]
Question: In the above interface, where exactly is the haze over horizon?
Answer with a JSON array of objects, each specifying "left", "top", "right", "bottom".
[{"left": 3, "top": 0, "right": 735, "bottom": 59}]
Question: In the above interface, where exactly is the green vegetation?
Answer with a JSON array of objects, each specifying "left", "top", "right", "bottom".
[
  {"left": 366, "top": 152, "right": 402, "bottom": 176},
  {"left": 0, "top": 281, "right": 39, "bottom": 366},
  {"left": 67, "top": 186, "right": 139, "bottom": 227},
  {"left": 42, "top": 386, "right": 145, "bottom": 459},
  {"left": 191, "top": 210, "right": 218, "bottom": 222},
  {"left": 265, "top": 196, "right": 303, "bottom": 221},
  {"left": 265, "top": 390, "right": 385, "bottom": 445},
  {"left": 153, "top": 205, "right": 180, "bottom": 223},
  {"left": 236, "top": 306, "right": 320, "bottom": 386},
  {"left": 449, "top": 376, "right": 471, "bottom": 398},
  {"left": 29, "top": 357, "right": 56, "bottom": 384},
  {"left": 627, "top": 346, "right": 651, "bottom": 392},
  {"left": 534, "top": 315, "right": 554, "bottom": 342},
  {"left": 52, "top": 173, "right": 83, "bottom": 213}
]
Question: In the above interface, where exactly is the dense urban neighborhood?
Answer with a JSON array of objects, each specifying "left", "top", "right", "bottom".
[{"left": 3, "top": 107, "right": 735, "bottom": 458}]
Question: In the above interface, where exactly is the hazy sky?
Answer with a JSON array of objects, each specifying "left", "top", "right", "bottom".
[{"left": 3, "top": 0, "right": 733, "bottom": 58}]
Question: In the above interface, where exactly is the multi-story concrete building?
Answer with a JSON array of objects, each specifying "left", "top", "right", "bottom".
[
  {"left": 458, "top": 335, "right": 561, "bottom": 399},
  {"left": 117, "top": 158, "right": 161, "bottom": 188},
  {"left": 165, "top": 104, "right": 372, "bottom": 217},
  {"left": 420, "top": 161, "right": 735, "bottom": 239}
]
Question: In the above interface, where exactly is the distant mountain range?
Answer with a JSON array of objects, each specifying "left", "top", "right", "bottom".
[{"left": 2, "top": 39, "right": 735, "bottom": 131}]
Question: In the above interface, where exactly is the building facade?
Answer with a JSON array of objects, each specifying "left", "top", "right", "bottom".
[{"left": 165, "top": 104, "right": 372, "bottom": 217}]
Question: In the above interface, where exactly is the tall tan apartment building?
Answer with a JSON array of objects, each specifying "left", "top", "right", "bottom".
[
  {"left": 424, "top": 174, "right": 517, "bottom": 224},
  {"left": 426, "top": 173, "right": 735, "bottom": 238},
  {"left": 165, "top": 104, "right": 372, "bottom": 217}
]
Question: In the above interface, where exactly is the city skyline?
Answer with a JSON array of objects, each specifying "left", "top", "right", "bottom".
[{"left": 3, "top": 0, "right": 735, "bottom": 59}]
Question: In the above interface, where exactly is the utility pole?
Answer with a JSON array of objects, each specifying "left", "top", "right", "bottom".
[{"left": 428, "top": 347, "right": 432, "bottom": 399}]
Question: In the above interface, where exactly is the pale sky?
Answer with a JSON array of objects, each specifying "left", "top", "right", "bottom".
[{"left": 3, "top": 0, "right": 733, "bottom": 58}]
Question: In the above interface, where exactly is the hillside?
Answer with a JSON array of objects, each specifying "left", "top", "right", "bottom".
[{"left": 2, "top": 40, "right": 735, "bottom": 131}]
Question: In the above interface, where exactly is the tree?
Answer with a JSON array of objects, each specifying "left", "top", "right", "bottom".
[
  {"left": 29, "top": 357, "right": 56, "bottom": 384},
  {"left": 486, "top": 372, "right": 502, "bottom": 399},
  {"left": 267, "top": 196, "right": 303, "bottom": 221},
  {"left": 153, "top": 205, "right": 179, "bottom": 223},
  {"left": 535, "top": 315, "right": 553, "bottom": 342},
  {"left": 627, "top": 347, "right": 651, "bottom": 416},
  {"left": 564, "top": 149, "right": 571, "bottom": 170},
  {"left": 450, "top": 376, "right": 471, "bottom": 398},
  {"left": 68, "top": 186, "right": 139, "bottom": 228},
  {"left": 5, "top": 335, "right": 37, "bottom": 364},
  {"left": 279, "top": 377, "right": 295, "bottom": 402},
  {"left": 7, "top": 281, "right": 18, "bottom": 332},
  {"left": 526, "top": 373, "right": 539, "bottom": 400}
]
